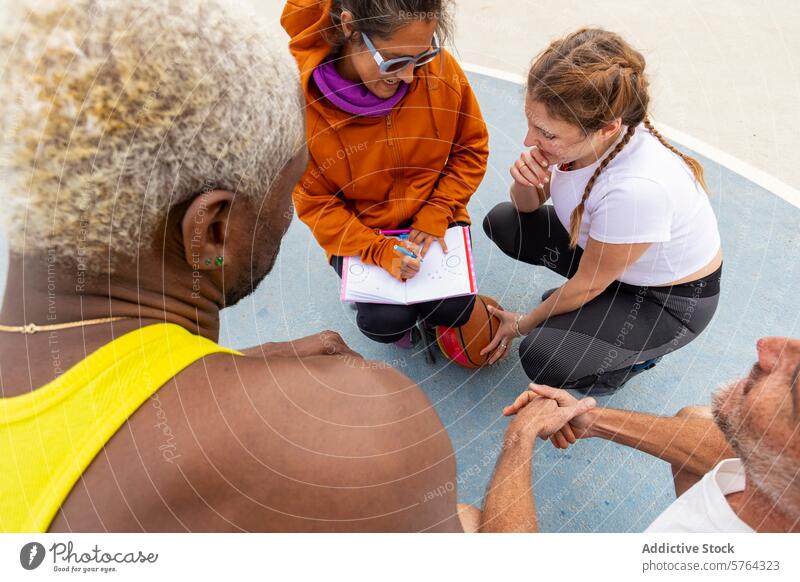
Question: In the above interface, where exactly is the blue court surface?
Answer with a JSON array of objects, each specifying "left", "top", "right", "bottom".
[{"left": 2, "top": 72, "right": 798, "bottom": 532}]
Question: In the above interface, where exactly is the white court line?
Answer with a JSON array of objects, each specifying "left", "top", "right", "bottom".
[{"left": 461, "top": 62, "right": 800, "bottom": 210}]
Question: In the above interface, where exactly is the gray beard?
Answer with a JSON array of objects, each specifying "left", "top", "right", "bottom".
[
  {"left": 711, "top": 379, "right": 742, "bottom": 449},
  {"left": 711, "top": 379, "right": 800, "bottom": 518}
]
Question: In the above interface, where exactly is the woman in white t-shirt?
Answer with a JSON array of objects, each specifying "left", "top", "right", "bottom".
[{"left": 481, "top": 28, "right": 723, "bottom": 394}]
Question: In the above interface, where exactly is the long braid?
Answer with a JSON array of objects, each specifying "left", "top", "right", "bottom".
[
  {"left": 643, "top": 118, "right": 708, "bottom": 193},
  {"left": 568, "top": 124, "right": 636, "bottom": 248}
]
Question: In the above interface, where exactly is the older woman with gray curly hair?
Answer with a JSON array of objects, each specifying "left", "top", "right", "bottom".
[{"left": 0, "top": 0, "right": 481, "bottom": 533}]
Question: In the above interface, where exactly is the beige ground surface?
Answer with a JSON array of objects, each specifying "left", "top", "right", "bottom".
[{"left": 256, "top": 0, "right": 800, "bottom": 191}]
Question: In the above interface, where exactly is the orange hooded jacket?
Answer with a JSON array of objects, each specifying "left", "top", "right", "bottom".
[{"left": 281, "top": 0, "right": 489, "bottom": 275}]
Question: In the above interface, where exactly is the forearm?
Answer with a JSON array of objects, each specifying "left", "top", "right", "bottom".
[
  {"left": 519, "top": 238, "right": 655, "bottom": 333},
  {"left": 585, "top": 408, "right": 736, "bottom": 475},
  {"left": 294, "top": 192, "right": 400, "bottom": 273},
  {"left": 297, "top": 203, "right": 377, "bottom": 256},
  {"left": 240, "top": 342, "right": 298, "bottom": 358},
  {"left": 520, "top": 276, "right": 603, "bottom": 333},
  {"left": 479, "top": 431, "right": 538, "bottom": 533}
]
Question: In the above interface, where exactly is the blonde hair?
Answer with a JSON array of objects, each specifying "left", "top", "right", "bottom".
[
  {"left": 0, "top": 0, "right": 305, "bottom": 271},
  {"left": 527, "top": 28, "right": 708, "bottom": 248}
]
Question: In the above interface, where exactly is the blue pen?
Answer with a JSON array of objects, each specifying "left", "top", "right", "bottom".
[{"left": 394, "top": 244, "right": 422, "bottom": 262}]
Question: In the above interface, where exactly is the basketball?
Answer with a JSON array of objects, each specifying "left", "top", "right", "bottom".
[{"left": 435, "top": 295, "right": 504, "bottom": 368}]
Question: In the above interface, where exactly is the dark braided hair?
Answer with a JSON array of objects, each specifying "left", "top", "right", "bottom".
[
  {"left": 528, "top": 28, "right": 708, "bottom": 249},
  {"left": 643, "top": 118, "right": 708, "bottom": 192},
  {"left": 327, "top": 0, "right": 453, "bottom": 50}
]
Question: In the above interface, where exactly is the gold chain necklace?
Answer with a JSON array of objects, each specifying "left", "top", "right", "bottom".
[{"left": 0, "top": 316, "right": 133, "bottom": 335}]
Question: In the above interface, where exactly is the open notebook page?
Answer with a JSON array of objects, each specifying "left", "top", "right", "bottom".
[
  {"left": 404, "top": 227, "right": 475, "bottom": 303},
  {"left": 341, "top": 226, "right": 476, "bottom": 305},
  {"left": 340, "top": 257, "right": 407, "bottom": 304}
]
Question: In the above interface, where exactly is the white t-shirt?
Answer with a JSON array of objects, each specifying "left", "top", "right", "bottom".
[
  {"left": 549, "top": 124, "right": 721, "bottom": 286},
  {"left": 645, "top": 459, "right": 754, "bottom": 533}
]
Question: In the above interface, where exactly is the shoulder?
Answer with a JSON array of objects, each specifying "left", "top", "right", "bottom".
[
  {"left": 606, "top": 126, "right": 692, "bottom": 185},
  {"left": 281, "top": 0, "right": 329, "bottom": 40},
  {"left": 590, "top": 174, "right": 672, "bottom": 211},
  {"left": 594, "top": 131, "right": 674, "bottom": 203},
  {"left": 586, "top": 175, "right": 673, "bottom": 243},
  {"left": 159, "top": 353, "right": 460, "bottom": 531},
  {"left": 425, "top": 49, "right": 474, "bottom": 98}
]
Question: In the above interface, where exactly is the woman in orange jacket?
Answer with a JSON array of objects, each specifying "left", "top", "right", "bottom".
[{"left": 281, "top": 0, "right": 489, "bottom": 346}]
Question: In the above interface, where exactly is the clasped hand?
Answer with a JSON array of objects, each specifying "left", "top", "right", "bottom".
[{"left": 504, "top": 383, "right": 596, "bottom": 448}]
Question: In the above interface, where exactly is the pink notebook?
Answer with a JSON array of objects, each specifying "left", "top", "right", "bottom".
[{"left": 340, "top": 226, "right": 477, "bottom": 305}]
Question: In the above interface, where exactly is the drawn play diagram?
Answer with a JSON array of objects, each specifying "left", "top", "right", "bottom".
[
  {"left": 347, "top": 262, "right": 368, "bottom": 283},
  {"left": 425, "top": 249, "right": 464, "bottom": 281},
  {"left": 446, "top": 255, "right": 461, "bottom": 269},
  {"left": 340, "top": 226, "right": 477, "bottom": 305}
]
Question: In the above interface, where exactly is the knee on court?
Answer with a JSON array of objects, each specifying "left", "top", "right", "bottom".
[
  {"left": 427, "top": 294, "right": 476, "bottom": 328},
  {"left": 517, "top": 333, "right": 573, "bottom": 386},
  {"left": 356, "top": 306, "right": 417, "bottom": 338}
]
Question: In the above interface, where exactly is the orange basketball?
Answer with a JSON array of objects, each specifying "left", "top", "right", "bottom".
[{"left": 435, "top": 295, "right": 503, "bottom": 368}]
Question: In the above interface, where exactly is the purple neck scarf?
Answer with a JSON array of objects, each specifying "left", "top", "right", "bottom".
[{"left": 312, "top": 60, "right": 409, "bottom": 117}]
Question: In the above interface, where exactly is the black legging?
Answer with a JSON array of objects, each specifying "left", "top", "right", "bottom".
[
  {"left": 331, "top": 234, "right": 476, "bottom": 344},
  {"left": 483, "top": 202, "right": 721, "bottom": 387}
]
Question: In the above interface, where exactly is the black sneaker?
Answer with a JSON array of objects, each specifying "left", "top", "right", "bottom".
[
  {"left": 418, "top": 320, "right": 438, "bottom": 365},
  {"left": 563, "top": 357, "right": 662, "bottom": 396}
]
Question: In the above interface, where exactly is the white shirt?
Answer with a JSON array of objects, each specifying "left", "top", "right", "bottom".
[
  {"left": 549, "top": 124, "right": 721, "bottom": 286},
  {"left": 645, "top": 459, "right": 754, "bottom": 533}
]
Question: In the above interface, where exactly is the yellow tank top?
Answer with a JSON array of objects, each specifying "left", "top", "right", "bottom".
[{"left": 0, "top": 323, "right": 241, "bottom": 532}]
